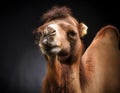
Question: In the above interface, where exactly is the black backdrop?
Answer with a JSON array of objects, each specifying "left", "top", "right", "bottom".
[{"left": 0, "top": 0, "right": 119, "bottom": 93}]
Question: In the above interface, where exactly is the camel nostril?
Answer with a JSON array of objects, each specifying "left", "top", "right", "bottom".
[
  {"left": 42, "top": 35, "right": 55, "bottom": 47},
  {"left": 42, "top": 37, "right": 48, "bottom": 45}
]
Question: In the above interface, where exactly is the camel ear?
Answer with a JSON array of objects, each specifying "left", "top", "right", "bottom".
[{"left": 79, "top": 23, "right": 88, "bottom": 37}]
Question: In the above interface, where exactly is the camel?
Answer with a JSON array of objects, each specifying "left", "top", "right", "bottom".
[
  {"left": 34, "top": 6, "right": 87, "bottom": 93},
  {"left": 33, "top": 6, "right": 120, "bottom": 93}
]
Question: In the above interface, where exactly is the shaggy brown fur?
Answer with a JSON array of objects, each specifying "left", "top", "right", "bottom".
[
  {"left": 34, "top": 6, "right": 87, "bottom": 93},
  {"left": 34, "top": 6, "right": 120, "bottom": 93},
  {"left": 41, "top": 6, "right": 72, "bottom": 22}
]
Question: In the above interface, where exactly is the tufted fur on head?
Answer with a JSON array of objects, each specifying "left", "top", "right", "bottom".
[{"left": 41, "top": 6, "right": 72, "bottom": 22}]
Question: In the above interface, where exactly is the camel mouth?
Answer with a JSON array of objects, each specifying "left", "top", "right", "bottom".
[
  {"left": 43, "top": 45, "right": 62, "bottom": 55},
  {"left": 49, "top": 46, "right": 61, "bottom": 54}
]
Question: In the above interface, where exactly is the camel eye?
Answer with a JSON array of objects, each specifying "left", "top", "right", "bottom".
[{"left": 67, "top": 30, "right": 77, "bottom": 39}]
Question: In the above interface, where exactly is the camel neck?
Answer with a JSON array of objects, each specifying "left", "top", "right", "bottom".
[{"left": 44, "top": 56, "right": 82, "bottom": 93}]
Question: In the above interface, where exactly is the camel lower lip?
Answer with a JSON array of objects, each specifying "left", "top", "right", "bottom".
[
  {"left": 51, "top": 47, "right": 61, "bottom": 53},
  {"left": 45, "top": 46, "right": 61, "bottom": 54}
]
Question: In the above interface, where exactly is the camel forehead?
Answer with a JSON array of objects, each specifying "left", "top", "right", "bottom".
[{"left": 42, "top": 16, "right": 78, "bottom": 28}]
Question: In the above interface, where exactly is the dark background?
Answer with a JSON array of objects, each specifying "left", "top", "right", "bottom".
[{"left": 0, "top": 0, "right": 119, "bottom": 93}]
